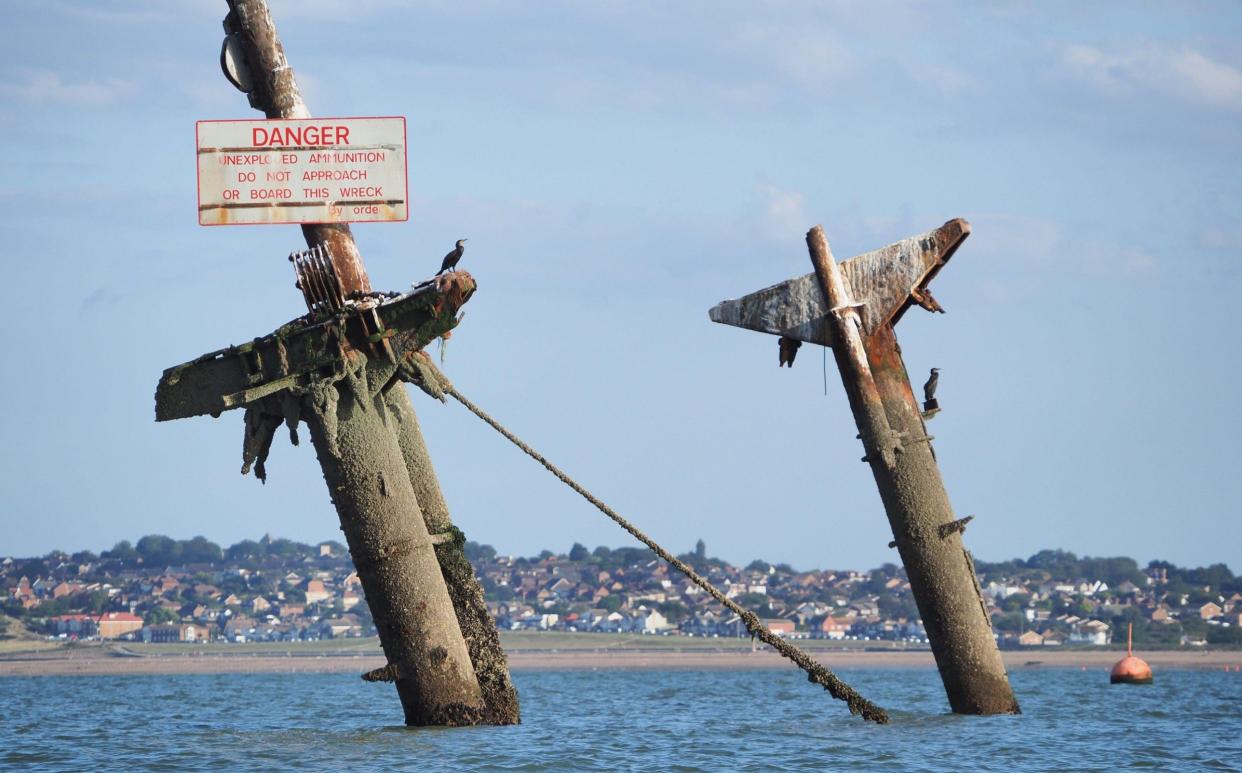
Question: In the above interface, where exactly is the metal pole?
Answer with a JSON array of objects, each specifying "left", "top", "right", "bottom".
[
  {"left": 221, "top": 0, "right": 518, "bottom": 724},
  {"left": 806, "top": 226, "right": 1019, "bottom": 714},
  {"left": 226, "top": 0, "right": 370, "bottom": 294},
  {"left": 383, "top": 389, "right": 521, "bottom": 723},
  {"left": 302, "top": 370, "right": 485, "bottom": 724}
]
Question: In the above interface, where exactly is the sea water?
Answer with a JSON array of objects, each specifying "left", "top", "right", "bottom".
[{"left": 2, "top": 668, "right": 1239, "bottom": 771}]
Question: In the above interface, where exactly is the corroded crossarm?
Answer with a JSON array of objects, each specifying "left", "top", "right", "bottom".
[
  {"left": 155, "top": 273, "right": 475, "bottom": 422},
  {"left": 708, "top": 218, "right": 969, "bottom": 344}
]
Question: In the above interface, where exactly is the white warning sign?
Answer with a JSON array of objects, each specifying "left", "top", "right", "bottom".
[{"left": 196, "top": 116, "right": 407, "bottom": 226}]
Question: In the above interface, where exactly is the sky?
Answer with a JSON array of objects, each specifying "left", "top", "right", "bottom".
[{"left": 0, "top": 1, "right": 1239, "bottom": 572}]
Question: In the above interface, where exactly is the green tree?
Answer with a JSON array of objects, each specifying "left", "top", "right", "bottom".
[
  {"left": 465, "top": 541, "right": 497, "bottom": 563},
  {"left": 226, "top": 540, "right": 263, "bottom": 561},
  {"left": 1027, "top": 549, "right": 1081, "bottom": 579},
  {"left": 746, "top": 560, "right": 770, "bottom": 573},
  {"left": 992, "top": 611, "right": 1026, "bottom": 633},
  {"left": 1181, "top": 616, "right": 1208, "bottom": 639},
  {"left": 145, "top": 606, "right": 179, "bottom": 625},
  {"left": 599, "top": 595, "right": 623, "bottom": 613},
  {"left": 735, "top": 592, "right": 779, "bottom": 617},
  {"left": 694, "top": 540, "right": 706, "bottom": 561},
  {"left": 264, "top": 538, "right": 310, "bottom": 558},
  {"left": 878, "top": 594, "right": 919, "bottom": 621},
  {"left": 136, "top": 535, "right": 180, "bottom": 565},
  {"left": 569, "top": 543, "right": 589, "bottom": 562},
  {"left": 103, "top": 541, "right": 138, "bottom": 561},
  {"left": 658, "top": 600, "right": 689, "bottom": 624},
  {"left": 1146, "top": 622, "right": 1182, "bottom": 647},
  {"left": 1000, "top": 593, "right": 1032, "bottom": 613},
  {"left": 489, "top": 585, "right": 515, "bottom": 602},
  {"left": 82, "top": 590, "right": 110, "bottom": 615},
  {"left": 1206, "top": 626, "right": 1242, "bottom": 646},
  {"left": 179, "top": 536, "right": 223, "bottom": 564}
]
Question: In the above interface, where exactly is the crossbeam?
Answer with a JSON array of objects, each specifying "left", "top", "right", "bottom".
[{"left": 708, "top": 219, "right": 968, "bottom": 346}]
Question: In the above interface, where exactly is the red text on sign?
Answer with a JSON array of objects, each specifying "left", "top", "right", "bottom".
[{"left": 252, "top": 125, "right": 351, "bottom": 147}]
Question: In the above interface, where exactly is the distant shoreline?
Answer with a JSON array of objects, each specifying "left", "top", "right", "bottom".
[{"left": 1, "top": 640, "right": 1238, "bottom": 677}]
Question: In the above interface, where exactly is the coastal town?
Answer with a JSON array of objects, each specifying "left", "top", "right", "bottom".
[{"left": 3, "top": 535, "right": 1239, "bottom": 650}]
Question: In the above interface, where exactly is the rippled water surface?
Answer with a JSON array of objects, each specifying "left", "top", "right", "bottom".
[{"left": 3, "top": 667, "right": 1239, "bottom": 771}]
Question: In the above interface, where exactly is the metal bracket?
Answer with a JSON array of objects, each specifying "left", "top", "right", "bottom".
[{"left": 290, "top": 242, "right": 345, "bottom": 315}]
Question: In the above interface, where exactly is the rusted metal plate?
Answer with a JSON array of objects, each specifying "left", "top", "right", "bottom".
[
  {"left": 708, "top": 219, "right": 970, "bottom": 344},
  {"left": 155, "top": 273, "right": 474, "bottom": 422},
  {"left": 196, "top": 117, "right": 407, "bottom": 225}
]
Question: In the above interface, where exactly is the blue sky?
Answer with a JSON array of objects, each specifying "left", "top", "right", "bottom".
[{"left": 1, "top": 1, "right": 1239, "bottom": 571}]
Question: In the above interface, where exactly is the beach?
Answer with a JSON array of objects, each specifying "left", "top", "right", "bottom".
[{"left": 2, "top": 634, "right": 1238, "bottom": 677}]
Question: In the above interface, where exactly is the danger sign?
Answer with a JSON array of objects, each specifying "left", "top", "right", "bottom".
[{"left": 196, "top": 116, "right": 407, "bottom": 226}]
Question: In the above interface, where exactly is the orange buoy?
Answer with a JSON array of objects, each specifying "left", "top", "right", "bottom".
[{"left": 1110, "top": 623, "right": 1153, "bottom": 685}]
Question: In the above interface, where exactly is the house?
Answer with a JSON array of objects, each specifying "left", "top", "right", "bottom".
[
  {"left": 1069, "top": 620, "right": 1111, "bottom": 646},
  {"left": 1017, "top": 630, "right": 1044, "bottom": 647},
  {"left": 638, "top": 609, "right": 670, "bottom": 634},
  {"left": 192, "top": 584, "right": 221, "bottom": 600},
  {"left": 142, "top": 623, "right": 212, "bottom": 643},
  {"left": 814, "top": 616, "right": 853, "bottom": 640},
  {"left": 223, "top": 616, "right": 257, "bottom": 642},
  {"left": 48, "top": 614, "right": 97, "bottom": 637},
  {"left": 1199, "top": 602, "right": 1223, "bottom": 620},
  {"left": 750, "top": 617, "right": 789, "bottom": 637},
  {"left": 319, "top": 614, "right": 363, "bottom": 638},
  {"left": 1040, "top": 630, "right": 1065, "bottom": 646},
  {"left": 304, "top": 579, "right": 331, "bottom": 604},
  {"left": 97, "top": 612, "right": 144, "bottom": 639},
  {"left": 52, "top": 581, "right": 84, "bottom": 599}
]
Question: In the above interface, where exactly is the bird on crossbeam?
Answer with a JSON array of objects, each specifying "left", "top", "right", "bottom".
[
  {"left": 778, "top": 336, "right": 802, "bottom": 368},
  {"left": 438, "top": 239, "right": 467, "bottom": 274}
]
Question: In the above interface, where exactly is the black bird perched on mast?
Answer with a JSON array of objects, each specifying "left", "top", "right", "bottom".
[
  {"left": 438, "top": 239, "right": 467, "bottom": 274},
  {"left": 923, "top": 367, "right": 940, "bottom": 404},
  {"left": 922, "top": 367, "right": 941, "bottom": 417}
]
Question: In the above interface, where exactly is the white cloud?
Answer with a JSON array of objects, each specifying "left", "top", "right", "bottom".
[
  {"left": 1200, "top": 224, "right": 1242, "bottom": 250},
  {"left": 1059, "top": 43, "right": 1242, "bottom": 111},
  {"left": 734, "top": 23, "right": 854, "bottom": 88},
  {"left": 967, "top": 212, "right": 1156, "bottom": 279},
  {"left": 0, "top": 69, "right": 136, "bottom": 108},
  {"left": 757, "top": 184, "right": 810, "bottom": 243},
  {"left": 913, "top": 64, "right": 977, "bottom": 96}
]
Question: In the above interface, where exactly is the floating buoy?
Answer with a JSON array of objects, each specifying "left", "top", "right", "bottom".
[{"left": 1110, "top": 623, "right": 1153, "bottom": 685}]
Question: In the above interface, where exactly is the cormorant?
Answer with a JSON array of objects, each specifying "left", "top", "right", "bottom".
[
  {"left": 923, "top": 367, "right": 940, "bottom": 404},
  {"left": 439, "top": 239, "right": 467, "bottom": 274},
  {"left": 778, "top": 336, "right": 802, "bottom": 368}
]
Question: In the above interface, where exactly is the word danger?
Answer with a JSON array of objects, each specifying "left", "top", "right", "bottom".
[
  {"left": 197, "top": 116, "right": 407, "bottom": 226},
  {"left": 251, "top": 124, "right": 351, "bottom": 146}
]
